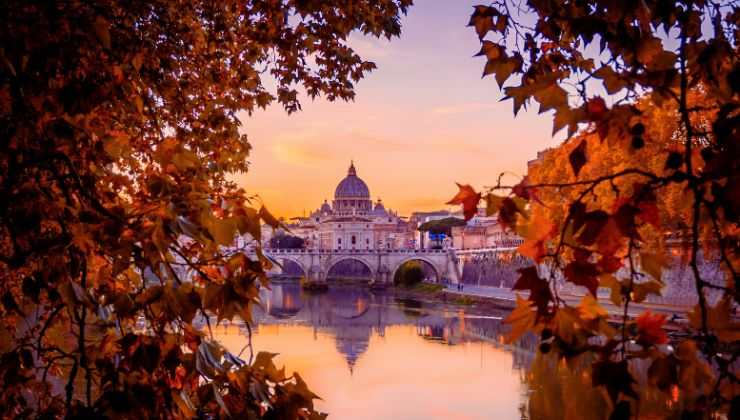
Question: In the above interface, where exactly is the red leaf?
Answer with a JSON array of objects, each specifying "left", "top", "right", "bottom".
[
  {"left": 598, "top": 255, "right": 623, "bottom": 273},
  {"left": 568, "top": 139, "right": 588, "bottom": 177},
  {"left": 446, "top": 183, "right": 481, "bottom": 221},
  {"left": 636, "top": 311, "right": 668, "bottom": 345},
  {"left": 638, "top": 201, "right": 660, "bottom": 227},
  {"left": 586, "top": 96, "right": 608, "bottom": 121}
]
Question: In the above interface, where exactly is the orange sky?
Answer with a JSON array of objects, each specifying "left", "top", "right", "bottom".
[{"left": 232, "top": 1, "right": 562, "bottom": 218}]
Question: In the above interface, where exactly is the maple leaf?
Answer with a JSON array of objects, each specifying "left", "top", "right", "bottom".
[
  {"left": 578, "top": 295, "right": 608, "bottom": 320},
  {"left": 563, "top": 261, "right": 600, "bottom": 296},
  {"left": 517, "top": 213, "right": 556, "bottom": 263},
  {"left": 636, "top": 311, "right": 668, "bottom": 346},
  {"left": 568, "top": 139, "right": 588, "bottom": 177},
  {"left": 484, "top": 193, "right": 505, "bottom": 216},
  {"left": 513, "top": 266, "right": 552, "bottom": 316},
  {"left": 498, "top": 197, "right": 526, "bottom": 230},
  {"left": 575, "top": 210, "right": 609, "bottom": 246},
  {"left": 467, "top": 5, "right": 497, "bottom": 40},
  {"left": 446, "top": 183, "right": 482, "bottom": 221},
  {"left": 637, "top": 201, "right": 660, "bottom": 227},
  {"left": 586, "top": 96, "right": 608, "bottom": 121},
  {"left": 504, "top": 295, "right": 537, "bottom": 343},
  {"left": 688, "top": 297, "right": 740, "bottom": 343}
]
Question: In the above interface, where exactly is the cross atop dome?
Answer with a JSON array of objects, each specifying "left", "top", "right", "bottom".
[{"left": 348, "top": 160, "right": 356, "bottom": 176}]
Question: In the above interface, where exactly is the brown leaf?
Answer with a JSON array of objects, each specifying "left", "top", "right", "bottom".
[
  {"left": 564, "top": 261, "right": 600, "bottom": 296},
  {"left": 592, "top": 360, "right": 637, "bottom": 402},
  {"left": 467, "top": 6, "right": 497, "bottom": 40},
  {"left": 512, "top": 266, "right": 552, "bottom": 316},
  {"left": 576, "top": 210, "right": 609, "bottom": 246},
  {"left": 568, "top": 139, "right": 587, "bottom": 177}
]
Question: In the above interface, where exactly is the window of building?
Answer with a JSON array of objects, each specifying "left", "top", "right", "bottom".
[
  {"left": 338, "top": 238, "right": 341, "bottom": 244},
  {"left": 351, "top": 235, "right": 356, "bottom": 245}
]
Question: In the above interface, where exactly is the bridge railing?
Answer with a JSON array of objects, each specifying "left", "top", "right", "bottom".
[{"left": 261, "top": 248, "right": 451, "bottom": 254}]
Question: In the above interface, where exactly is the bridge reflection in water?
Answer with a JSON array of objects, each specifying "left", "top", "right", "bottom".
[{"left": 214, "top": 283, "right": 538, "bottom": 419}]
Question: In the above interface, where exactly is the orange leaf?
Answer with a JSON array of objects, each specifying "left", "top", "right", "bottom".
[{"left": 446, "top": 183, "right": 481, "bottom": 221}]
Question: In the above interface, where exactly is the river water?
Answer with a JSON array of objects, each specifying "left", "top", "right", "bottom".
[{"left": 215, "top": 283, "right": 536, "bottom": 419}]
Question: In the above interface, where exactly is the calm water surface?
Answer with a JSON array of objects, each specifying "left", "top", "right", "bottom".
[{"left": 215, "top": 283, "right": 536, "bottom": 419}]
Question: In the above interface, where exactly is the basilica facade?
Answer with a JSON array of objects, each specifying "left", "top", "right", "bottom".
[{"left": 289, "top": 162, "right": 412, "bottom": 250}]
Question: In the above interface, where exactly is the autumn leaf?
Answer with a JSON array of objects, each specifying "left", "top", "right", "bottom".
[
  {"left": 578, "top": 295, "right": 608, "bottom": 320},
  {"left": 259, "top": 206, "right": 281, "bottom": 229},
  {"left": 592, "top": 360, "right": 637, "bottom": 402},
  {"left": 475, "top": 40, "right": 501, "bottom": 60},
  {"left": 564, "top": 261, "right": 600, "bottom": 296},
  {"left": 636, "top": 311, "right": 668, "bottom": 346},
  {"left": 632, "top": 280, "right": 663, "bottom": 303},
  {"left": 573, "top": 209, "right": 610, "bottom": 248},
  {"left": 504, "top": 295, "right": 537, "bottom": 343},
  {"left": 93, "top": 16, "right": 111, "bottom": 49},
  {"left": 467, "top": 5, "right": 497, "bottom": 40},
  {"left": 639, "top": 252, "right": 664, "bottom": 281},
  {"left": 568, "top": 139, "right": 588, "bottom": 177},
  {"left": 446, "top": 183, "right": 482, "bottom": 221},
  {"left": 517, "top": 212, "right": 556, "bottom": 262},
  {"left": 484, "top": 193, "right": 505, "bottom": 216},
  {"left": 586, "top": 97, "right": 608, "bottom": 121},
  {"left": 688, "top": 297, "right": 740, "bottom": 343},
  {"left": 512, "top": 266, "right": 552, "bottom": 316}
]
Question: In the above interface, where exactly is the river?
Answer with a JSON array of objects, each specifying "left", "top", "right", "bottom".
[{"left": 215, "top": 282, "right": 537, "bottom": 419}]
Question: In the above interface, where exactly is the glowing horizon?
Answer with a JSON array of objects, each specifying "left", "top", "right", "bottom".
[{"left": 233, "top": 1, "right": 561, "bottom": 218}]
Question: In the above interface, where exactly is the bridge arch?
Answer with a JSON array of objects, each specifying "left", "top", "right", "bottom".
[
  {"left": 326, "top": 257, "right": 375, "bottom": 282},
  {"left": 270, "top": 256, "right": 308, "bottom": 278},
  {"left": 391, "top": 257, "right": 442, "bottom": 284}
]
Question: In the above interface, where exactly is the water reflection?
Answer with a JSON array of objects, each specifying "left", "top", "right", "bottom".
[{"left": 215, "top": 283, "right": 537, "bottom": 419}]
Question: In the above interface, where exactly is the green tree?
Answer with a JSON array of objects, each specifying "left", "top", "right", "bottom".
[
  {"left": 449, "top": 1, "right": 738, "bottom": 418},
  {"left": 0, "top": 1, "right": 411, "bottom": 417},
  {"left": 394, "top": 260, "right": 426, "bottom": 287}
]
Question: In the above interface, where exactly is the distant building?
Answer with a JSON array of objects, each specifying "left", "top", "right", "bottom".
[
  {"left": 451, "top": 213, "right": 523, "bottom": 250},
  {"left": 278, "top": 162, "right": 413, "bottom": 250},
  {"left": 408, "top": 210, "right": 457, "bottom": 249}
]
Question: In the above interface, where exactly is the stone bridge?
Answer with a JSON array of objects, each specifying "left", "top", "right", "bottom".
[{"left": 262, "top": 248, "right": 462, "bottom": 284}]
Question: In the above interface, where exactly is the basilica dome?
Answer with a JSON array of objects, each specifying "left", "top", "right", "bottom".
[{"left": 334, "top": 162, "right": 370, "bottom": 198}]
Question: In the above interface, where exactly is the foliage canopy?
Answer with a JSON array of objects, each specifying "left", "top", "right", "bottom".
[
  {"left": 450, "top": 0, "right": 739, "bottom": 418},
  {"left": 0, "top": 0, "right": 411, "bottom": 418}
]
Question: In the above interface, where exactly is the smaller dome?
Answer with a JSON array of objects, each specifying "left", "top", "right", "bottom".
[
  {"left": 320, "top": 199, "right": 332, "bottom": 214},
  {"left": 371, "top": 198, "right": 388, "bottom": 216}
]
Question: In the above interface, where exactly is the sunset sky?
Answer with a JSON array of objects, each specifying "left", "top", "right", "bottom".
[{"left": 233, "top": 0, "right": 562, "bottom": 218}]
